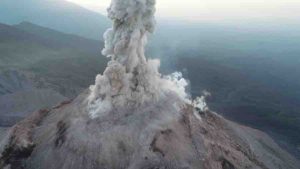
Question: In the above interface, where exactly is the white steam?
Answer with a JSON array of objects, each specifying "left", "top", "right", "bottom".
[
  {"left": 87, "top": 0, "right": 206, "bottom": 118},
  {"left": 163, "top": 72, "right": 189, "bottom": 102}
]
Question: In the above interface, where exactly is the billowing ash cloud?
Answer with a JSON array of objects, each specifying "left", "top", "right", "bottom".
[{"left": 87, "top": 0, "right": 204, "bottom": 118}]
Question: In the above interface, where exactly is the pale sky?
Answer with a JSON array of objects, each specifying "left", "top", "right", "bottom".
[{"left": 66, "top": 0, "right": 300, "bottom": 23}]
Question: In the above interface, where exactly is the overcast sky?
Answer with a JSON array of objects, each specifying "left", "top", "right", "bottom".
[{"left": 66, "top": 0, "right": 300, "bottom": 23}]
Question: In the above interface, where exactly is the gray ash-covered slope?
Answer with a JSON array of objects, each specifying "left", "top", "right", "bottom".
[
  {"left": 0, "top": 22, "right": 107, "bottom": 126},
  {"left": 0, "top": 91, "right": 299, "bottom": 169},
  {"left": 0, "top": 70, "right": 66, "bottom": 126}
]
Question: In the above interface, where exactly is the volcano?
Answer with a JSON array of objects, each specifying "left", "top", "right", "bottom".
[{"left": 0, "top": 0, "right": 299, "bottom": 169}]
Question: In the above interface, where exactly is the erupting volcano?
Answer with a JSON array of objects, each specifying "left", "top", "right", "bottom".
[
  {"left": 0, "top": 0, "right": 299, "bottom": 169},
  {"left": 87, "top": 0, "right": 191, "bottom": 119}
]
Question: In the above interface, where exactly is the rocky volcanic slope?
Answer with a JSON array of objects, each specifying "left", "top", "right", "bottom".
[
  {"left": 0, "top": 70, "right": 66, "bottom": 126},
  {"left": 0, "top": 91, "right": 299, "bottom": 169}
]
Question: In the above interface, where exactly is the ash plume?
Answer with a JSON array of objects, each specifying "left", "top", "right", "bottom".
[{"left": 87, "top": 0, "right": 191, "bottom": 118}]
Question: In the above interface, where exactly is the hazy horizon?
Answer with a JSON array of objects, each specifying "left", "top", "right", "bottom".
[{"left": 66, "top": 0, "right": 300, "bottom": 24}]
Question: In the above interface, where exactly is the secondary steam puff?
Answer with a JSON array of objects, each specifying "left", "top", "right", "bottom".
[{"left": 87, "top": 0, "right": 192, "bottom": 118}]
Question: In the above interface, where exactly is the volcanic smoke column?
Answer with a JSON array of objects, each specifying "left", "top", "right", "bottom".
[{"left": 88, "top": 0, "right": 189, "bottom": 118}]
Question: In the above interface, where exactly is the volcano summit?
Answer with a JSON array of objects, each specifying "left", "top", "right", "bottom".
[{"left": 0, "top": 0, "right": 299, "bottom": 169}]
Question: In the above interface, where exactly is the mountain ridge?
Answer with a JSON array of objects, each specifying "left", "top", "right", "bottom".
[
  {"left": 0, "top": 22, "right": 106, "bottom": 126},
  {"left": 0, "top": 0, "right": 110, "bottom": 39}
]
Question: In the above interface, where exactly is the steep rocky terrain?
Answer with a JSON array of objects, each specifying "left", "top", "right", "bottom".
[
  {"left": 176, "top": 57, "right": 300, "bottom": 158},
  {"left": 0, "top": 70, "right": 66, "bottom": 126},
  {"left": 0, "top": 22, "right": 108, "bottom": 126},
  {"left": 0, "top": 91, "right": 299, "bottom": 169}
]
